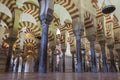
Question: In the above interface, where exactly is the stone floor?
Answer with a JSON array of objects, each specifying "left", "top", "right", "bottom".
[{"left": 0, "top": 72, "right": 120, "bottom": 80}]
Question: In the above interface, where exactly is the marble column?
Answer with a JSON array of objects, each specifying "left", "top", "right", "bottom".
[
  {"left": 116, "top": 49, "right": 120, "bottom": 70},
  {"left": 99, "top": 40, "right": 108, "bottom": 72},
  {"left": 88, "top": 35, "right": 97, "bottom": 72},
  {"left": 39, "top": 17, "right": 53, "bottom": 73},
  {"left": 38, "top": 0, "right": 53, "bottom": 73},
  {"left": 71, "top": 52, "right": 75, "bottom": 72},
  {"left": 62, "top": 49, "right": 66, "bottom": 72},
  {"left": 51, "top": 47, "right": 55, "bottom": 72},
  {"left": 107, "top": 45, "right": 117, "bottom": 72},
  {"left": 74, "top": 30, "right": 82, "bottom": 73}
]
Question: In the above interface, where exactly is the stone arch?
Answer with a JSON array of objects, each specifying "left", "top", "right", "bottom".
[
  {"left": 21, "top": 2, "right": 39, "bottom": 22},
  {"left": 64, "top": 19, "right": 74, "bottom": 37},
  {"left": 23, "top": 38, "right": 37, "bottom": 58},
  {"left": 0, "top": 25, "right": 10, "bottom": 47},
  {"left": 0, "top": 12, "right": 13, "bottom": 28},
  {"left": 18, "top": 21, "right": 40, "bottom": 36},
  {"left": 48, "top": 31, "right": 55, "bottom": 42},
  {"left": 0, "top": 0, "right": 16, "bottom": 14},
  {"left": 54, "top": 0, "right": 79, "bottom": 19},
  {"left": 53, "top": 13, "right": 66, "bottom": 33},
  {"left": 23, "top": 38, "right": 37, "bottom": 49}
]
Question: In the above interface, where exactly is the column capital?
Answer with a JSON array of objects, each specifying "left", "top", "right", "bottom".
[
  {"left": 107, "top": 44, "right": 114, "bottom": 49},
  {"left": 107, "top": 43, "right": 114, "bottom": 49},
  {"left": 39, "top": 0, "right": 54, "bottom": 25},
  {"left": 40, "top": 8, "right": 53, "bottom": 25},
  {"left": 99, "top": 40, "right": 105, "bottom": 45},
  {"left": 87, "top": 35, "right": 96, "bottom": 42}
]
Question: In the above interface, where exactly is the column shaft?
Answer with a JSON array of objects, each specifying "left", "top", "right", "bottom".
[
  {"left": 116, "top": 49, "right": 120, "bottom": 71},
  {"left": 63, "top": 51, "right": 65, "bottom": 72},
  {"left": 108, "top": 47, "right": 117, "bottom": 72},
  {"left": 90, "top": 41, "right": 97, "bottom": 72},
  {"left": 51, "top": 51, "right": 54, "bottom": 72},
  {"left": 99, "top": 41, "right": 108, "bottom": 72},
  {"left": 72, "top": 53, "right": 75, "bottom": 72},
  {"left": 39, "top": 23, "right": 49, "bottom": 73},
  {"left": 76, "top": 36, "right": 82, "bottom": 73}
]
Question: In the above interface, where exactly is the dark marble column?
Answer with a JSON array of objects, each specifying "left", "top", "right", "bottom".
[
  {"left": 107, "top": 45, "right": 117, "bottom": 72},
  {"left": 62, "top": 49, "right": 65, "bottom": 72},
  {"left": 51, "top": 47, "right": 55, "bottom": 72},
  {"left": 38, "top": 1, "right": 53, "bottom": 72},
  {"left": 39, "top": 19, "right": 49, "bottom": 73},
  {"left": 74, "top": 30, "right": 82, "bottom": 73},
  {"left": 99, "top": 40, "right": 108, "bottom": 72},
  {"left": 90, "top": 40, "right": 97, "bottom": 72},
  {"left": 71, "top": 52, "right": 75, "bottom": 72}
]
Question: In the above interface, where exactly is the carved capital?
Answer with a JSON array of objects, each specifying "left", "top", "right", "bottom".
[
  {"left": 39, "top": 0, "right": 53, "bottom": 25},
  {"left": 40, "top": 8, "right": 53, "bottom": 25}
]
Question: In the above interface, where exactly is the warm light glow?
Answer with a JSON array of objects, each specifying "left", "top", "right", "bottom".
[
  {"left": 26, "top": 33, "right": 35, "bottom": 38},
  {"left": 56, "top": 28, "right": 61, "bottom": 34}
]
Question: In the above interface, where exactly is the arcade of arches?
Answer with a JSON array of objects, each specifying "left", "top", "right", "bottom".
[{"left": 0, "top": 0, "right": 120, "bottom": 74}]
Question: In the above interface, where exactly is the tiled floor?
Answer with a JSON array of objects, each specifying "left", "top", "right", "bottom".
[{"left": 0, "top": 72, "right": 119, "bottom": 80}]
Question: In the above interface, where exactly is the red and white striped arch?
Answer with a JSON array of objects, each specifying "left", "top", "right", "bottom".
[{"left": 54, "top": 0, "right": 79, "bottom": 19}]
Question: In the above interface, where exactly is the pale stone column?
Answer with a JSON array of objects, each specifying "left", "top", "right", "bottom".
[{"left": 38, "top": 0, "right": 54, "bottom": 73}]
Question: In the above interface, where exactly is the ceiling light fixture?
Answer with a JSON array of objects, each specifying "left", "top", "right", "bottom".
[{"left": 102, "top": 0, "right": 116, "bottom": 14}]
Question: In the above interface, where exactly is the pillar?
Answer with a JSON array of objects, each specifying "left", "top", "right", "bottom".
[
  {"left": 51, "top": 47, "right": 55, "bottom": 72},
  {"left": 38, "top": 0, "right": 53, "bottom": 73},
  {"left": 107, "top": 45, "right": 117, "bottom": 72},
  {"left": 62, "top": 49, "right": 66, "bottom": 72},
  {"left": 88, "top": 35, "right": 97, "bottom": 72},
  {"left": 99, "top": 40, "right": 108, "bottom": 72},
  {"left": 5, "top": 8, "right": 22, "bottom": 72},
  {"left": 116, "top": 49, "right": 120, "bottom": 71},
  {"left": 71, "top": 52, "right": 75, "bottom": 72},
  {"left": 74, "top": 29, "right": 82, "bottom": 73}
]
